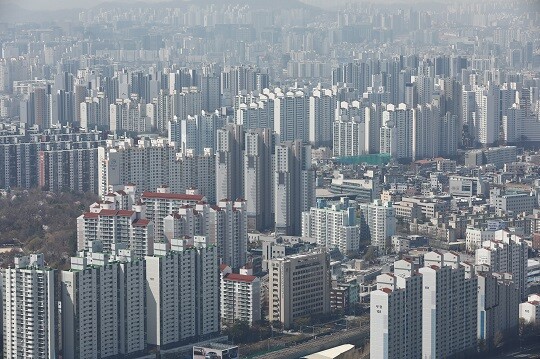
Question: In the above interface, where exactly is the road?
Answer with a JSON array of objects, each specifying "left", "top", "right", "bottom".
[
  {"left": 252, "top": 325, "right": 369, "bottom": 359},
  {"left": 490, "top": 340, "right": 540, "bottom": 359}
]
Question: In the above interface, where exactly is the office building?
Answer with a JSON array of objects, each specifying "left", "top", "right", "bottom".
[{"left": 268, "top": 251, "right": 330, "bottom": 329}]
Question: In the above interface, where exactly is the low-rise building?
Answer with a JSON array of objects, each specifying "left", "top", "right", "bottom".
[
  {"left": 220, "top": 265, "right": 261, "bottom": 327},
  {"left": 520, "top": 294, "right": 540, "bottom": 324}
]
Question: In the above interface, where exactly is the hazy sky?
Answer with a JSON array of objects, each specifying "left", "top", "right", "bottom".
[
  {"left": 8, "top": 0, "right": 325, "bottom": 11},
  {"left": 2, "top": 0, "right": 463, "bottom": 12}
]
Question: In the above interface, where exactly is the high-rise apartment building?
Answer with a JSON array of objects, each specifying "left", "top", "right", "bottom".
[
  {"left": 475, "top": 230, "right": 528, "bottom": 300},
  {"left": 273, "top": 89, "right": 309, "bottom": 143},
  {"left": 1, "top": 254, "right": 56, "bottom": 359},
  {"left": 77, "top": 199, "right": 154, "bottom": 258},
  {"left": 61, "top": 242, "right": 146, "bottom": 359},
  {"left": 379, "top": 103, "right": 413, "bottom": 160},
  {"left": 359, "top": 199, "right": 396, "bottom": 253},
  {"left": 274, "top": 140, "right": 315, "bottom": 236},
  {"left": 215, "top": 124, "right": 244, "bottom": 203},
  {"left": 97, "top": 138, "right": 181, "bottom": 196},
  {"left": 309, "top": 88, "right": 336, "bottom": 148},
  {"left": 163, "top": 199, "right": 247, "bottom": 269},
  {"left": 333, "top": 101, "right": 367, "bottom": 157},
  {"left": 302, "top": 198, "right": 360, "bottom": 254},
  {"left": 268, "top": 251, "right": 330, "bottom": 329},
  {"left": 370, "top": 252, "right": 477, "bottom": 359},
  {"left": 477, "top": 270, "right": 520, "bottom": 345},
  {"left": 419, "top": 252, "right": 478, "bottom": 358},
  {"left": 0, "top": 130, "right": 105, "bottom": 190},
  {"left": 38, "top": 147, "right": 100, "bottom": 193},
  {"left": 370, "top": 260, "right": 423, "bottom": 359},
  {"left": 145, "top": 237, "right": 219, "bottom": 349},
  {"left": 168, "top": 112, "right": 225, "bottom": 156},
  {"left": 109, "top": 97, "right": 151, "bottom": 133},
  {"left": 141, "top": 187, "right": 205, "bottom": 242},
  {"left": 412, "top": 103, "right": 440, "bottom": 160},
  {"left": 177, "top": 149, "right": 216, "bottom": 203},
  {"left": 244, "top": 128, "right": 275, "bottom": 230}
]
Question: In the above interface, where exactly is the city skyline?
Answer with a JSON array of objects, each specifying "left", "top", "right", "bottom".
[{"left": 0, "top": 0, "right": 538, "bottom": 357}]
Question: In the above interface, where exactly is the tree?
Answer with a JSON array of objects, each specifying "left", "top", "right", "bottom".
[
  {"left": 363, "top": 246, "right": 377, "bottom": 262},
  {"left": 293, "top": 316, "right": 311, "bottom": 329},
  {"left": 493, "top": 330, "right": 504, "bottom": 350}
]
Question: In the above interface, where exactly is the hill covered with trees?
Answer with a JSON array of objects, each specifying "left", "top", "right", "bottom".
[{"left": 0, "top": 189, "right": 97, "bottom": 270}]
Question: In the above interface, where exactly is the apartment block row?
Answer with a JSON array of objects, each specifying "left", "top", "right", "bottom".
[
  {"left": 1, "top": 237, "right": 219, "bottom": 358},
  {"left": 77, "top": 185, "right": 248, "bottom": 270},
  {"left": 371, "top": 232, "right": 530, "bottom": 359}
]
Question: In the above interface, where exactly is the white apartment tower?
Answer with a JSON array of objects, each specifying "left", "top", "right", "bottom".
[
  {"left": 163, "top": 200, "right": 248, "bottom": 269},
  {"left": 477, "top": 271, "right": 520, "bottom": 345},
  {"left": 370, "top": 260, "right": 423, "bottom": 359},
  {"left": 145, "top": 237, "right": 219, "bottom": 348},
  {"left": 61, "top": 243, "right": 146, "bottom": 358},
  {"left": 97, "top": 138, "right": 181, "bottom": 196},
  {"left": 1, "top": 254, "right": 56, "bottom": 359},
  {"left": 178, "top": 148, "right": 216, "bottom": 203},
  {"left": 274, "top": 140, "right": 315, "bottom": 236},
  {"left": 77, "top": 200, "right": 154, "bottom": 258},
  {"left": 475, "top": 230, "right": 528, "bottom": 300},
  {"left": 302, "top": 198, "right": 360, "bottom": 254},
  {"left": 141, "top": 187, "right": 205, "bottom": 242},
  {"left": 359, "top": 199, "right": 396, "bottom": 253},
  {"left": 309, "top": 88, "right": 336, "bottom": 147},
  {"left": 274, "top": 89, "right": 309, "bottom": 143},
  {"left": 333, "top": 101, "right": 367, "bottom": 157},
  {"left": 380, "top": 103, "right": 413, "bottom": 160},
  {"left": 419, "top": 252, "right": 477, "bottom": 359},
  {"left": 268, "top": 251, "right": 330, "bottom": 329},
  {"left": 365, "top": 103, "right": 383, "bottom": 154},
  {"left": 412, "top": 103, "right": 440, "bottom": 160}
]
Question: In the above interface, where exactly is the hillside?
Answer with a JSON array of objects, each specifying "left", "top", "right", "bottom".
[{"left": 0, "top": 190, "right": 97, "bottom": 270}]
